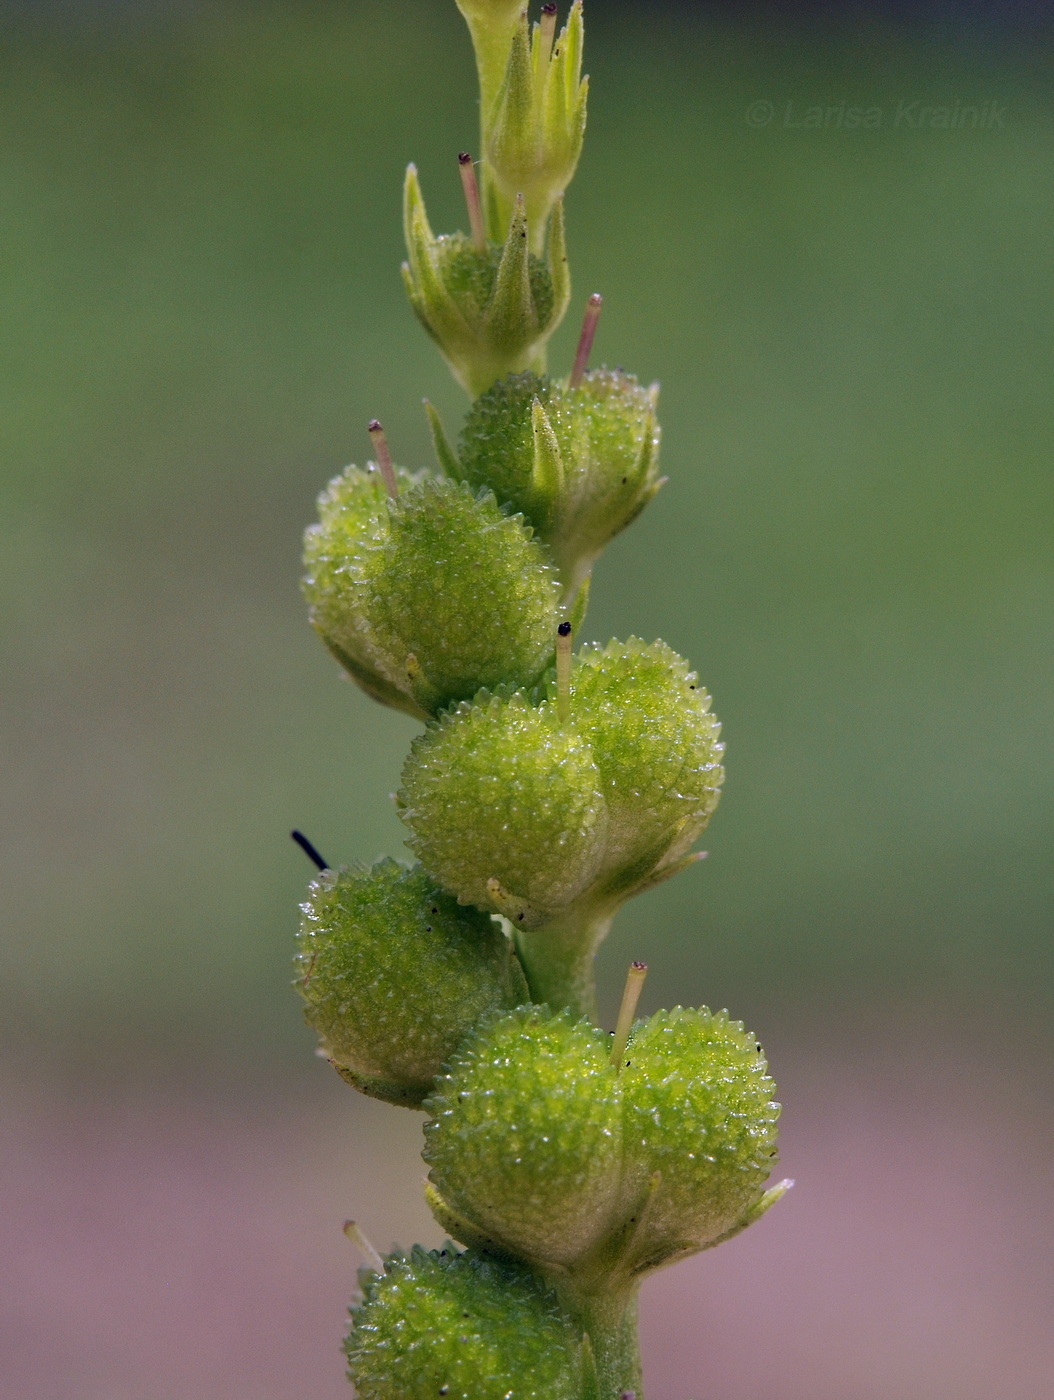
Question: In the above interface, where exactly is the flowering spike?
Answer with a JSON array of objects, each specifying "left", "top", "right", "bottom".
[{"left": 569, "top": 292, "right": 602, "bottom": 388}]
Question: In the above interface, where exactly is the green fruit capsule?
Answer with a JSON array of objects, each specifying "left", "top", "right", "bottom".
[
  {"left": 304, "top": 470, "right": 560, "bottom": 720},
  {"left": 399, "top": 690, "right": 607, "bottom": 929},
  {"left": 619, "top": 1007, "right": 783, "bottom": 1271},
  {"left": 449, "top": 368, "right": 661, "bottom": 600},
  {"left": 295, "top": 859, "right": 527, "bottom": 1108},
  {"left": 346, "top": 1245, "right": 585, "bottom": 1400},
  {"left": 568, "top": 639, "right": 724, "bottom": 899},
  {"left": 424, "top": 1007, "right": 622, "bottom": 1268}
]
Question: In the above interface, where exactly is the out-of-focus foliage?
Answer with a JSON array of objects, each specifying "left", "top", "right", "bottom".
[{"left": 1, "top": 0, "right": 1051, "bottom": 1069}]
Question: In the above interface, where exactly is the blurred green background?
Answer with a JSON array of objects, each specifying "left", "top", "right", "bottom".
[
  {"left": 3, "top": 4, "right": 1053, "bottom": 1398},
  {"left": 3, "top": 0, "right": 1050, "bottom": 1074}
]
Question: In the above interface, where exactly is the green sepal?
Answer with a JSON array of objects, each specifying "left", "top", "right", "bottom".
[
  {"left": 329, "top": 1061, "right": 432, "bottom": 1109},
  {"left": 424, "top": 1182, "right": 519, "bottom": 1261},
  {"left": 424, "top": 399, "right": 464, "bottom": 481}
]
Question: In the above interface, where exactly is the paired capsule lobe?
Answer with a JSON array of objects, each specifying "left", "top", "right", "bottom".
[
  {"left": 422, "top": 1004, "right": 782, "bottom": 1278},
  {"left": 295, "top": 859, "right": 527, "bottom": 1108},
  {"left": 303, "top": 469, "right": 561, "bottom": 721},
  {"left": 346, "top": 1244, "right": 585, "bottom": 1400},
  {"left": 398, "top": 639, "right": 723, "bottom": 932}
]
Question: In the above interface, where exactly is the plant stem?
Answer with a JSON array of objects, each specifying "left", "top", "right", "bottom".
[
  {"left": 552, "top": 1278, "right": 644, "bottom": 1400},
  {"left": 514, "top": 905, "right": 614, "bottom": 1019}
]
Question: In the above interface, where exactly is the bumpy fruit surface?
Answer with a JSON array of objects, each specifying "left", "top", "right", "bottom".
[
  {"left": 399, "top": 641, "right": 722, "bottom": 935},
  {"left": 295, "top": 860, "right": 527, "bottom": 1107},
  {"left": 424, "top": 1007, "right": 621, "bottom": 1267},
  {"left": 399, "top": 690, "right": 607, "bottom": 928},
  {"left": 619, "top": 1006, "right": 782, "bottom": 1269},
  {"left": 346, "top": 1245, "right": 584, "bottom": 1400},
  {"left": 454, "top": 368, "right": 661, "bottom": 597},
  {"left": 568, "top": 638, "right": 724, "bottom": 893},
  {"left": 304, "top": 469, "right": 560, "bottom": 720},
  {"left": 421, "top": 1004, "right": 782, "bottom": 1276}
]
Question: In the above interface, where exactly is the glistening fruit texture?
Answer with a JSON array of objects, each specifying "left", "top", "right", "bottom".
[{"left": 292, "top": 4, "right": 789, "bottom": 1396}]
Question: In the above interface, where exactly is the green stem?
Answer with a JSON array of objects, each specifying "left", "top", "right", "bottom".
[
  {"left": 514, "top": 905, "right": 614, "bottom": 1020},
  {"left": 554, "top": 1278, "right": 643, "bottom": 1400}
]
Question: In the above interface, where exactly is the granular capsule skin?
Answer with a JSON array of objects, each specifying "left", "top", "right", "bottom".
[
  {"left": 423, "top": 1007, "right": 622, "bottom": 1268},
  {"left": 346, "top": 1245, "right": 584, "bottom": 1400},
  {"left": 399, "top": 691, "right": 607, "bottom": 927},
  {"left": 295, "top": 859, "right": 527, "bottom": 1108},
  {"left": 619, "top": 1006, "right": 780, "bottom": 1266},
  {"left": 304, "top": 470, "right": 560, "bottom": 719}
]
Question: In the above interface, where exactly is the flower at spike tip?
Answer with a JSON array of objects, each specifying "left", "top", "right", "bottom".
[
  {"left": 482, "top": 3, "right": 588, "bottom": 251},
  {"left": 295, "top": 859, "right": 527, "bottom": 1108},
  {"left": 422, "top": 1003, "right": 786, "bottom": 1279},
  {"left": 346, "top": 1244, "right": 586, "bottom": 1400},
  {"left": 430, "top": 363, "right": 662, "bottom": 603},
  {"left": 398, "top": 638, "right": 722, "bottom": 936},
  {"left": 402, "top": 164, "right": 570, "bottom": 398},
  {"left": 302, "top": 457, "right": 561, "bottom": 721}
]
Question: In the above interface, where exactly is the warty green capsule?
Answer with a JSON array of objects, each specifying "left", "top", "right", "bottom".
[
  {"left": 346, "top": 1244, "right": 585, "bottom": 1400},
  {"left": 303, "top": 469, "right": 561, "bottom": 720},
  {"left": 295, "top": 859, "right": 527, "bottom": 1108}
]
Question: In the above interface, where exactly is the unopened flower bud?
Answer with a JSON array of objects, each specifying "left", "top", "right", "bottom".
[
  {"left": 484, "top": 4, "right": 588, "bottom": 250},
  {"left": 346, "top": 1243, "right": 584, "bottom": 1400},
  {"left": 304, "top": 470, "right": 561, "bottom": 720},
  {"left": 402, "top": 165, "right": 570, "bottom": 397},
  {"left": 295, "top": 859, "right": 527, "bottom": 1108}
]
